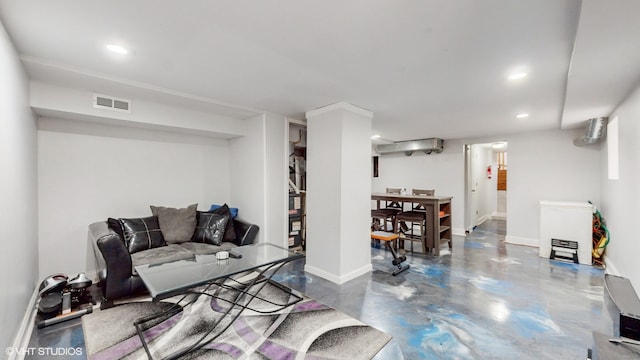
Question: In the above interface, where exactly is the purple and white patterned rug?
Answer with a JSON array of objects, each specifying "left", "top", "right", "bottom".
[{"left": 82, "top": 279, "right": 391, "bottom": 359}]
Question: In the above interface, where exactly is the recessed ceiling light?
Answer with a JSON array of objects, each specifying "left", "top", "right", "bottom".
[
  {"left": 492, "top": 142, "right": 506, "bottom": 149},
  {"left": 106, "top": 44, "right": 128, "bottom": 55},
  {"left": 516, "top": 113, "right": 529, "bottom": 119},
  {"left": 508, "top": 72, "right": 527, "bottom": 80},
  {"left": 371, "top": 134, "right": 381, "bottom": 139}
]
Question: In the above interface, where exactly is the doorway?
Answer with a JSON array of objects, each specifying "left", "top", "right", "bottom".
[
  {"left": 287, "top": 120, "right": 307, "bottom": 250},
  {"left": 464, "top": 142, "right": 508, "bottom": 233}
]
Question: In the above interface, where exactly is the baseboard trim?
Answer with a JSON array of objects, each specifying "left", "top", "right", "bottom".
[
  {"left": 339, "top": 264, "right": 373, "bottom": 284},
  {"left": 605, "top": 257, "right": 620, "bottom": 276},
  {"left": 491, "top": 211, "right": 507, "bottom": 220},
  {"left": 452, "top": 227, "right": 465, "bottom": 236},
  {"left": 9, "top": 286, "right": 38, "bottom": 360},
  {"left": 304, "top": 263, "right": 372, "bottom": 285},
  {"left": 505, "top": 235, "right": 539, "bottom": 248}
]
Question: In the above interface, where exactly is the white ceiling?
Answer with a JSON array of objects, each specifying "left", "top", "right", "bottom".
[{"left": 1, "top": 0, "right": 639, "bottom": 141}]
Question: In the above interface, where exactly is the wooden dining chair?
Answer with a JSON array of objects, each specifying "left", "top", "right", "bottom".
[
  {"left": 371, "top": 188, "right": 403, "bottom": 232},
  {"left": 395, "top": 189, "right": 434, "bottom": 253}
]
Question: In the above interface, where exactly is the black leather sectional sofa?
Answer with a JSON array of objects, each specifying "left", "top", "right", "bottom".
[{"left": 89, "top": 217, "right": 258, "bottom": 308}]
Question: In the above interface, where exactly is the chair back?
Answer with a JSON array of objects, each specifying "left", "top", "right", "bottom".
[
  {"left": 385, "top": 188, "right": 403, "bottom": 209},
  {"left": 411, "top": 189, "right": 435, "bottom": 211},
  {"left": 412, "top": 189, "right": 434, "bottom": 196}
]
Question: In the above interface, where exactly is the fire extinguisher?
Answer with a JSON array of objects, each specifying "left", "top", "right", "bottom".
[{"left": 487, "top": 166, "right": 492, "bottom": 179}]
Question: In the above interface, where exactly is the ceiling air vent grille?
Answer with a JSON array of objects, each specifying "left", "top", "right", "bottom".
[{"left": 93, "top": 93, "right": 131, "bottom": 113}]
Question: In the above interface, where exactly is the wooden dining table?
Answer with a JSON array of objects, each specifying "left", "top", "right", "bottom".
[{"left": 371, "top": 193, "right": 453, "bottom": 256}]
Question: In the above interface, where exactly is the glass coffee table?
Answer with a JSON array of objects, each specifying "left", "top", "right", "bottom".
[{"left": 134, "top": 242, "right": 304, "bottom": 360}]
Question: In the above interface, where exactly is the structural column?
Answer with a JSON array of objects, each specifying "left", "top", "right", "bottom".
[{"left": 304, "top": 102, "right": 373, "bottom": 284}]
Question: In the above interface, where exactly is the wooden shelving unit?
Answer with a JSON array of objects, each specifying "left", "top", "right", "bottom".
[
  {"left": 288, "top": 192, "right": 303, "bottom": 248},
  {"left": 436, "top": 200, "right": 452, "bottom": 255}
]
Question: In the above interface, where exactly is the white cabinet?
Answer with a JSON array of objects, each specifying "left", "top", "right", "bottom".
[{"left": 539, "top": 201, "right": 594, "bottom": 265}]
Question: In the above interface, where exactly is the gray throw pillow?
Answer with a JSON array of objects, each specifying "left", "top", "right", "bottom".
[{"left": 150, "top": 204, "right": 198, "bottom": 243}]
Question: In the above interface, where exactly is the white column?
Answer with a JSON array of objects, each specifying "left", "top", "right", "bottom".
[{"left": 304, "top": 102, "right": 373, "bottom": 284}]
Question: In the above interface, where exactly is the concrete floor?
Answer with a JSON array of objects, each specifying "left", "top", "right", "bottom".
[
  {"left": 275, "top": 219, "right": 612, "bottom": 359},
  {"left": 26, "top": 219, "right": 612, "bottom": 359}
]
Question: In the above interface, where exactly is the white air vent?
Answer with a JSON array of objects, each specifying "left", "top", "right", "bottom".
[{"left": 93, "top": 93, "right": 131, "bottom": 113}]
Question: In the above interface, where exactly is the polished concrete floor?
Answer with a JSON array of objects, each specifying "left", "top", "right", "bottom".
[
  {"left": 26, "top": 219, "right": 612, "bottom": 359},
  {"left": 275, "top": 220, "right": 612, "bottom": 359}
]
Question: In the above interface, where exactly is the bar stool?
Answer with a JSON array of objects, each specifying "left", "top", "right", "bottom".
[
  {"left": 371, "top": 188, "right": 403, "bottom": 232},
  {"left": 395, "top": 189, "right": 434, "bottom": 253}
]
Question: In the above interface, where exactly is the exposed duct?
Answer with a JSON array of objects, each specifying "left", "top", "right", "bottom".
[
  {"left": 376, "top": 138, "right": 444, "bottom": 156},
  {"left": 573, "top": 117, "right": 607, "bottom": 146}
]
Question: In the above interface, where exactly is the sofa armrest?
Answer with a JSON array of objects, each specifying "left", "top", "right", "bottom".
[
  {"left": 233, "top": 218, "right": 259, "bottom": 246},
  {"left": 89, "top": 222, "right": 135, "bottom": 300}
]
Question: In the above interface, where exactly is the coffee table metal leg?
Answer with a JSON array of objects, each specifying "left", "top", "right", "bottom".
[
  {"left": 163, "top": 260, "right": 301, "bottom": 360},
  {"left": 134, "top": 305, "right": 182, "bottom": 359},
  {"left": 135, "top": 258, "right": 301, "bottom": 360},
  {"left": 133, "top": 282, "right": 218, "bottom": 360}
]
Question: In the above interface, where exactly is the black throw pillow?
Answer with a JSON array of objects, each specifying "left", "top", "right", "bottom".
[
  {"left": 210, "top": 203, "right": 236, "bottom": 242},
  {"left": 191, "top": 212, "right": 229, "bottom": 245},
  {"left": 118, "top": 216, "right": 166, "bottom": 254},
  {"left": 107, "top": 217, "right": 124, "bottom": 240}
]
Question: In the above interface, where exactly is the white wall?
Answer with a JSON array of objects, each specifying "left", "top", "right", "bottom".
[
  {"left": 492, "top": 150, "right": 506, "bottom": 218},
  {"left": 469, "top": 144, "right": 494, "bottom": 228},
  {"left": 489, "top": 151, "right": 500, "bottom": 217},
  {"left": 31, "top": 81, "right": 245, "bottom": 138},
  {"left": 339, "top": 110, "right": 373, "bottom": 279},
  {"left": 229, "top": 114, "right": 267, "bottom": 242},
  {"left": 506, "top": 128, "right": 601, "bottom": 246},
  {"left": 306, "top": 114, "right": 343, "bottom": 276},
  {"left": 37, "top": 119, "right": 231, "bottom": 279},
  {"left": 306, "top": 103, "right": 372, "bottom": 283},
  {"left": 373, "top": 128, "right": 600, "bottom": 245},
  {"left": 373, "top": 140, "right": 466, "bottom": 234},
  {"left": 0, "top": 20, "right": 38, "bottom": 353},
  {"left": 226, "top": 112, "right": 290, "bottom": 246},
  {"left": 264, "top": 113, "right": 288, "bottom": 247},
  {"left": 496, "top": 190, "right": 507, "bottom": 216},
  {"left": 601, "top": 82, "right": 640, "bottom": 291}
]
